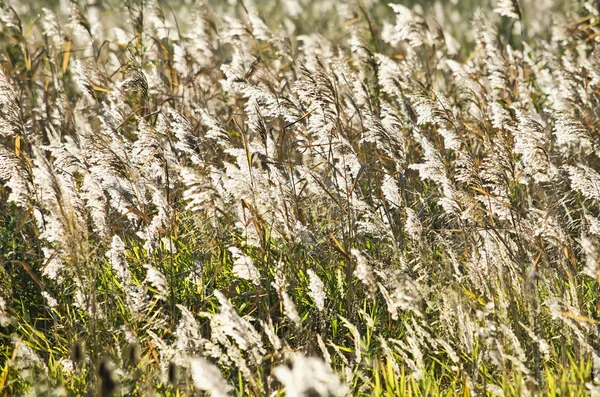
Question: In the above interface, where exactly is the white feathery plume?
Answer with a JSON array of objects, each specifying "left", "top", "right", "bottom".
[
  {"left": 519, "top": 322, "right": 550, "bottom": 362},
  {"left": 142, "top": 188, "right": 171, "bottom": 253},
  {"left": 0, "top": 145, "right": 32, "bottom": 208},
  {"left": 273, "top": 261, "right": 301, "bottom": 328},
  {"left": 14, "top": 337, "right": 48, "bottom": 372},
  {"left": 316, "top": 334, "right": 332, "bottom": 365},
  {"left": 187, "top": 5, "right": 214, "bottom": 64},
  {"left": 410, "top": 91, "right": 450, "bottom": 127},
  {"left": 202, "top": 290, "right": 265, "bottom": 363},
  {"left": 40, "top": 247, "right": 64, "bottom": 284},
  {"left": 494, "top": 0, "right": 521, "bottom": 19},
  {"left": 382, "top": 4, "right": 430, "bottom": 48},
  {"left": 552, "top": 112, "right": 592, "bottom": 153},
  {"left": 513, "top": 109, "right": 553, "bottom": 183},
  {"left": 106, "top": 235, "right": 129, "bottom": 280},
  {"left": 381, "top": 175, "right": 403, "bottom": 208},
  {"left": 389, "top": 320, "right": 425, "bottom": 380},
  {"left": 168, "top": 109, "right": 203, "bottom": 166},
  {"left": 260, "top": 317, "right": 282, "bottom": 351},
  {"left": 189, "top": 357, "right": 233, "bottom": 397},
  {"left": 229, "top": 247, "right": 261, "bottom": 286},
  {"left": 80, "top": 173, "right": 108, "bottom": 238},
  {"left": 105, "top": 235, "right": 149, "bottom": 317},
  {"left": 473, "top": 12, "right": 509, "bottom": 95},
  {"left": 294, "top": 57, "right": 338, "bottom": 137},
  {"left": 41, "top": 291, "right": 58, "bottom": 309},
  {"left": 351, "top": 249, "right": 376, "bottom": 299},
  {"left": 336, "top": 268, "right": 345, "bottom": 300},
  {"left": 587, "top": 215, "right": 600, "bottom": 236},
  {"left": 581, "top": 237, "right": 599, "bottom": 281},
  {"left": 198, "top": 108, "right": 230, "bottom": 147},
  {"left": 565, "top": 164, "right": 600, "bottom": 201},
  {"left": 39, "top": 8, "right": 61, "bottom": 41},
  {"left": 0, "top": 69, "right": 22, "bottom": 137},
  {"left": 375, "top": 53, "right": 406, "bottom": 99},
  {"left": 175, "top": 305, "right": 205, "bottom": 354},
  {"left": 180, "top": 166, "right": 223, "bottom": 217},
  {"left": 499, "top": 324, "right": 529, "bottom": 374},
  {"left": 405, "top": 207, "right": 423, "bottom": 240},
  {"left": 143, "top": 264, "right": 169, "bottom": 301},
  {"left": 244, "top": 0, "right": 273, "bottom": 42},
  {"left": 132, "top": 116, "right": 164, "bottom": 184},
  {"left": 543, "top": 297, "right": 591, "bottom": 352},
  {"left": 172, "top": 43, "right": 189, "bottom": 76},
  {"left": 375, "top": 270, "right": 423, "bottom": 319},
  {"left": 0, "top": 296, "right": 8, "bottom": 326},
  {"left": 408, "top": 133, "right": 445, "bottom": 185},
  {"left": 490, "top": 102, "right": 514, "bottom": 130},
  {"left": 273, "top": 354, "right": 348, "bottom": 397},
  {"left": 306, "top": 269, "right": 326, "bottom": 312},
  {"left": 339, "top": 316, "right": 362, "bottom": 365}
]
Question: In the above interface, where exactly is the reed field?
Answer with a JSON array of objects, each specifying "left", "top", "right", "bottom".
[{"left": 1, "top": 0, "right": 600, "bottom": 395}]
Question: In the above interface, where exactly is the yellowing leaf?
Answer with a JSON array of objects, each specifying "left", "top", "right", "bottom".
[
  {"left": 330, "top": 232, "right": 349, "bottom": 259},
  {"left": 62, "top": 40, "right": 71, "bottom": 73},
  {"left": 92, "top": 85, "right": 110, "bottom": 92},
  {"left": 558, "top": 311, "right": 599, "bottom": 324}
]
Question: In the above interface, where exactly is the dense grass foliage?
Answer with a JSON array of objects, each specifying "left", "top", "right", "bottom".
[{"left": 1, "top": 0, "right": 600, "bottom": 395}]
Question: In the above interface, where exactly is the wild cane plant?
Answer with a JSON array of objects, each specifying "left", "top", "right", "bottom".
[{"left": 1, "top": 0, "right": 600, "bottom": 395}]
